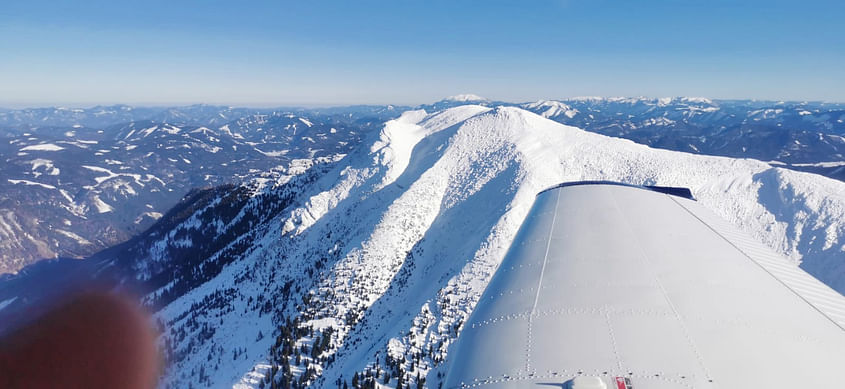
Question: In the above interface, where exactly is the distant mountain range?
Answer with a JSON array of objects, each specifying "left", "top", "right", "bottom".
[
  {"left": 0, "top": 106, "right": 395, "bottom": 273},
  {"left": 1, "top": 102, "right": 843, "bottom": 389},
  {"left": 519, "top": 97, "right": 845, "bottom": 178},
  {"left": 432, "top": 96, "right": 845, "bottom": 178},
  {"left": 1, "top": 98, "right": 843, "bottom": 273}
]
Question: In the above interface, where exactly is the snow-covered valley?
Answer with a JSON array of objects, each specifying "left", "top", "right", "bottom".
[{"left": 0, "top": 109, "right": 387, "bottom": 273}]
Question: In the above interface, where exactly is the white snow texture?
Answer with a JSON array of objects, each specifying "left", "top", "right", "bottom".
[{"left": 157, "top": 105, "right": 845, "bottom": 388}]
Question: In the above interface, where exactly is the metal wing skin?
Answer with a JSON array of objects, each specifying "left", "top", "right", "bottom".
[{"left": 444, "top": 182, "right": 845, "bottom": 389}]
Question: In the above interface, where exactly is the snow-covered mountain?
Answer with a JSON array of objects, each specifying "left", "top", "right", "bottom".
[
  {"left": 423, "top": 95, "right": 495, "bottom": 112},
  {"left": 519, "top": 97, "right": 845, "bottom": 179},
  {"left": 522, "top": 99, "right": 579, "bottom": 119},
  {"left": 0, "top": 112, "right": 380, "bottom": 273},
  {"left": 443, "top": 94, "right": 488, "bottom": 102},
  {"left": 0, "top": 105, "right": 266, "bottom": 133},
  {"left": 3, "top": 97, "right": 844, "bottom": 274},
  {"left": 4, "top": 104, "right": 842, "bottom": 389}
]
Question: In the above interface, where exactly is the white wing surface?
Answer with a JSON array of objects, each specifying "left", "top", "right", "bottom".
[{"left": 445, "top": 182, "right": 845, "bottom": 389}]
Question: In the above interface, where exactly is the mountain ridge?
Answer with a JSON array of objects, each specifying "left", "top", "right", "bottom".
[
  {"left": 2, "top": 102, "right": 844, "bottom": 389},
  {"left": 63, "top": 104, "right": 843, "bottom": 388}
]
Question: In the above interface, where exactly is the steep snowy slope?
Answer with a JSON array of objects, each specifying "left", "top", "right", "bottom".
[{"left": 127, "top": 104, "right": 845, "bottom": 389}]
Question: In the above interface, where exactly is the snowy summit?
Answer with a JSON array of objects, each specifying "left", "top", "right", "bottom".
[{"left": 442, "top": 94, "right": 488, "bottom": 102}]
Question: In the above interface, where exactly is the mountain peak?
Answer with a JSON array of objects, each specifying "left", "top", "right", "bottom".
[
  {"left": 442, "top": 93, "right": 488, "bottom": 102},
  {"left": 522, "top": 100, "right": 579, "bottom": 119}
]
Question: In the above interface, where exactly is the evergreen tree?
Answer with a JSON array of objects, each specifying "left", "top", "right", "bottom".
[
  {"left": 416, "top": 372, "right": 425, "bottom": 389},
  {"left": 311, "top": 336, "right": 321, "bottom": 358},
  {"left": 396, "top": 370, "right": 405, "bottom": 389}
]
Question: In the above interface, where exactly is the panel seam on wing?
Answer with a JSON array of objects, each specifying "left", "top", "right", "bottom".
[
  {"left": 525, "top": 188, "right": 561, "bottom": 374},
  {"left": 610, "top": 192, "right": 713, "bottom": 381}
]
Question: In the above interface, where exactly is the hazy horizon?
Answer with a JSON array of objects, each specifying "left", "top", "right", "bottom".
[{"left": 4, "top": 94, "right": 845, "bottom": 111}]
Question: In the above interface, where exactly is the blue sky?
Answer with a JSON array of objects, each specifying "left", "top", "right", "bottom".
[{"left": 1, "top": 0, "right": 843, "bottom": 106}]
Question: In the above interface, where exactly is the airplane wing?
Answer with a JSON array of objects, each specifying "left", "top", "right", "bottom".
[{"left": 444, "top": 182, "right": 845, "bottom": 389}]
